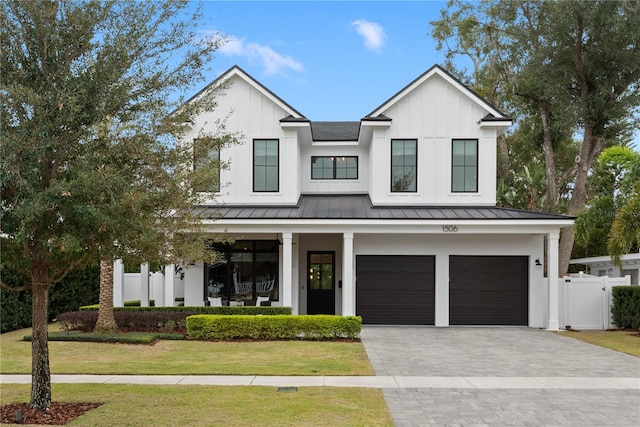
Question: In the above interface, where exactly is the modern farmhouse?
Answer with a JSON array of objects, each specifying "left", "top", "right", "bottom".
[{"left": 114, "top": 65, "right": 574, "bottom": 329}]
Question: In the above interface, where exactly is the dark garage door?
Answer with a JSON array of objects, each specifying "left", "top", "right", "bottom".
[
  {"left": 449, "top": 255, "right": 528, "bottom": 325},
  {"left": 356, "top": 255, "right": 435, "bottom": 325}
]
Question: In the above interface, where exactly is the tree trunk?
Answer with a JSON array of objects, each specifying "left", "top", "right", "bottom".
[
  {"left": 558, "top": 125, "right": 601, "bottom": 275},
  {"left": 94, "top": 259, "right": 118, "bottom": 333},
  {"left": 497, "top": 134, "right": 510, "bottom": 182},
  {"left": 539, "top": 100, "right": 557, "bottom": 212},
  {"left": 30, "top": 279, "right": 51, "bottom": 410}
]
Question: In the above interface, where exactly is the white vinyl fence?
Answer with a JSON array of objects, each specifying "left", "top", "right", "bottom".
[{"left": 555, "top": 275, "right": 633, "bottom": 330}]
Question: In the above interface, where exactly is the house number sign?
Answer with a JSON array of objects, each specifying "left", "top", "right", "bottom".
[{"left": 442, "top": 225, "right": 459, "bottom": 232}]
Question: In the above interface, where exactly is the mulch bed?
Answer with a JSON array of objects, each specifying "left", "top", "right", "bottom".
[{"left": 0, "top": 402, "right": 102, "bottom": 425}]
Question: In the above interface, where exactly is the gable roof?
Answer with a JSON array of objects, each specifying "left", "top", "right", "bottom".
[
  {"left": 197, "top": 194, "right": 574, "bottom": 222},
  {"left": 180, "top": 65, "right": 307, "bottom": 119},
  {"left": 366, "top": 64, "right": 510, "bottom": 121}
]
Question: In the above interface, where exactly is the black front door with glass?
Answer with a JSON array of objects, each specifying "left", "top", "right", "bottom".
[
  {"left": 307, "top": 251, "right": 335, "bottom": 315},
  {"left": 205, "top": 240, "right": 279, "bottom": 305}
]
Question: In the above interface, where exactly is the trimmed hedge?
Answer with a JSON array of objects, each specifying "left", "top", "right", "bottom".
[
  {"left": 611, "top": 286, "right": 640, "bottom": 329},
  {"left": 59, "top": 306, "right": 291, "bottom": 333},
  {"left": 124, "top": 300, "right": 156, "bottom": 307},
  {"left": 0, "top": 265, "right": 100, "bottom": 333},
  {"left": 22, "top": 331, "right": 182, "bottom": 344},
  {"left": 186, "top": 314, "right": 362, "bottom": 340},
  {"left": 78, "top": 305, "right": 292, "bottom": 315}
]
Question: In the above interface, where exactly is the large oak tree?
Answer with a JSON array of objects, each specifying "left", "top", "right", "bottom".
[{"left": 1, "top": 0, "right": 232, "bottom": 409}]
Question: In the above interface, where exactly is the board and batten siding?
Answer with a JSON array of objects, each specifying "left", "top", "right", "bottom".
[
  {"left": 183, "top": 74, "right": 300, "bottom": 205},
  {"left": 368, "top": 74, "right": 498, "bottom": 206}
]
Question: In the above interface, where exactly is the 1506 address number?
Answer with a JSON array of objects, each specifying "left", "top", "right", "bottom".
[{"left": 442, "top": 225, "right": 458, "bottom": 232}]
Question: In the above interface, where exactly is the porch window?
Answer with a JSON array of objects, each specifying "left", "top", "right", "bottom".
[
  {"left": 193, "top": 138, "right": 220, "bottom": 192},
  {"left": 253, "top": 139, "right": 279, "bottom": 192},
  {"left": 205, "top": 240, "right": 279, "bottom": 304},
  {"left": 451, "top": 139, "right": 478, "bottom": 192},
  {"left": 311, "top": 156, "right": 358, "bottom": 179},
  {"left": 391, "top": 139, "right": 417, "bottom": 192}
]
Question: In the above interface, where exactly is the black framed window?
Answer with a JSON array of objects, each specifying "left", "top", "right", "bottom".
[
  {"left": 205, "top": 240, "right": 280, "bottom": 303},
  {"left": 253, "top": 139, "right": 279, "bottom": 192},
  {"left": 451, "top": 139, "right": 478, "bottom": 192},
  {"left": 311, "top": 156, "right": 358, "bottom": 179},
  {"left": 194, "top": 138, "right": 220, "bottom": 192},
  {"left": 391, "top": 139, "right": 417, "bottom": 192}
]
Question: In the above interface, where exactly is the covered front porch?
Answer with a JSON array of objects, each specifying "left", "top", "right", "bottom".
[{"left": 114, "top": 225, "right": 567, "bottom": 330}]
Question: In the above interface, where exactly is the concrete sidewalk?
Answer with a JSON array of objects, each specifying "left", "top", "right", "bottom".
[{"left": 1, "top": 374, "right": 638, "bottom": 389}]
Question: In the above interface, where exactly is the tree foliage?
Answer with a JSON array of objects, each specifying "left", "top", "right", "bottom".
[
  {"left": 1, "top": 0, "right": 234, "bottom": 409},
  {"left": 430, "top": 0, "right": 640, "bottom": 274},
  {"left": 576, "top": 146, "right": 640, "bottom": 265}
]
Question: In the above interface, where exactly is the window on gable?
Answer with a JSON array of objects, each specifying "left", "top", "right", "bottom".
[
  {"left": 311, "top": 156, "right": 358, "bottom": 180},
  {"left": 194, "top": 138, "right": 220, "bottom": 193},
  {"left": 451, "top": 139, "right": 478, "bottom": 192},
  {"left": 391, "top": 139, "right": 417, "bottom": 192},
  {"left": 253, "top": 139, "right": 279, "bottom": 192}
]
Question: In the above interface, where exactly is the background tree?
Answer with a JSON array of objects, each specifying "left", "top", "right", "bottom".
[
  {"left": 1, "top": 0, "right": 234, "bottom": 410},
  {"left": 575, "top": 145, "right": 640, "bottom": 265},
  {"left": 430, "top": 0, "right": 640, "bottom": 274}
]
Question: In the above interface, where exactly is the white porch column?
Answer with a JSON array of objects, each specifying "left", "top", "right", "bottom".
[
  {"left": 164, "top": 264, "right": 175, "bottom": 307},
  {"left": 140, "top": 262, "right": 150, "bottom": 307},
  {"left": 342, "top": 232, "right": 355, "bottom": 316},
  {"left": 547, "top": 232, "right": 560, "bottom": 330},
  {"left": 113, "top": 259, "right": 124, "bottom": 307},
  {"left": 282, "top": 232, "right": 293, "bottom": 310}
]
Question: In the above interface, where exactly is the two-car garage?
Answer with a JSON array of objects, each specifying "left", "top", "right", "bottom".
[{"left": 356, "top": 255, "right": 529, "bottom": 326}]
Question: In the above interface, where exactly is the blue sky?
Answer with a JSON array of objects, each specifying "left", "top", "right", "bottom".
[{"left": 190, "top": 1, "right": 448, "bottom": 121}]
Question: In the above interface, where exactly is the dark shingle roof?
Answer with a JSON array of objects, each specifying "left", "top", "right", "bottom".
[
  {"left": 197, "top": 194, "right": 574, "bottom": 221},
  {"left": 310, "top": 122, "right": 360, "bottom": 141}
]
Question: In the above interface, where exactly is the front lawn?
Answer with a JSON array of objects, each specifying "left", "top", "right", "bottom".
[
  {"left": 0, "top": 325, "right": 374, "bottom": 376},
  {"left": 559, "top": 329, "right": 640, "bottom": 357},
  {"left": 0, "top": 383, "right": 393, "bottom": 426}
]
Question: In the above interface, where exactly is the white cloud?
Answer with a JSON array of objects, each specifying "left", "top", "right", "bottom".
[
  {"left": 352, "top": 19, "right": 386, "bottom": 53},
  {"left": 219, "top": 35, "right": 303, "bottom": 75}
]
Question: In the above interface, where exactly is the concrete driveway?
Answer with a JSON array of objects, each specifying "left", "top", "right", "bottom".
[{"left": 361, "top": 326, "right": 640, "bottom": 426}]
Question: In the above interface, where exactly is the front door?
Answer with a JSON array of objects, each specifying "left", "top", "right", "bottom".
[{"left": 307, "top": 252, "right": 335, "bottom": 314}]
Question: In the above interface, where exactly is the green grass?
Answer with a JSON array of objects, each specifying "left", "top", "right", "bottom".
[
  {"left": 0, "top": 325, "right": 374, "bottom": 376},
  {"left": 558, "top": 329, "right": 640, "bottom": 357},
  {"left": 0, "top": 383, "right": 393, "bottom": 426}
]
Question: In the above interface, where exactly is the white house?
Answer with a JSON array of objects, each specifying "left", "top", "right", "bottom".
[
  {"left": 570, "top": 253, "right": 640, "bottom": 284},
  {"left": 121, "top": 65, "right": 574, "bottom": 329}
]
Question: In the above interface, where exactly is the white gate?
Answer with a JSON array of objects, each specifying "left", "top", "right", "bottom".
[{"left": 559, "top": 276, "right": 632, "bottom": 330}]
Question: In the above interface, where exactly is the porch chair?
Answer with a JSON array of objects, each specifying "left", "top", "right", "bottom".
[
  {"left": 256, "top": 296, "right": 270, "bottom": 306},
  {"left": 233, "top": 272, "right": 253, "bottom": 295},
  {"left": 208, "top": 297, "right": 222, "bottom": 307}
]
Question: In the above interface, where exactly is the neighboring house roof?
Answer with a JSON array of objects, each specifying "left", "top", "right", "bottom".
[
  {"left": 570, "top": 253, "right": 640, "bottom": 265},
  {"left": 310, "top": 122, "right": 360, "bottom": 141},
  {"left": 178, "top": 65, "right": 307, "bottom": 119},
  {"left": 197, "top": 194, "right": 574, "bottom": 221},
  {"left": 365, "top": 64, "right": 511, "bottom": 121}
]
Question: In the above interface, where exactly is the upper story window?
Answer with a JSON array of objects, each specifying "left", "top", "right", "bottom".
[
  {"left": 194, "top": 138, "right": 220, "bottom": 193},
  {"left": 391, "top": 139, "right": 417, "bottom": 192},
  {"left": 311, "top": 156, "right": 358, "bottom": 180},
  {"left": 253, "top": 139, "right": 279, "bottom": 192},
  {"left": 451, "top": 139, "right": 478, "bottom": 192}
]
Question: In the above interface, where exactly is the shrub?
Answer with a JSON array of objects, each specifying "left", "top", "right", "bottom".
[
  {"left": 22, "top": 331, "right": 180, "bottom": 344},
  {"left": 1, "top": 265, "right": 99, "bottom": 333},
  {"left": 58, "top": 306, "right": 292, "bottom": 333},
  {"left": 124, "top": 300, "right": 155, "bottom": 307},
  {"left": 186, "top": 315, "right": 362, "bottom": 340},
  {"left": 611, "top": 286, "right": 640, "bottom": 329},
  {"left": 78, "top": 305, "right": 292, "bottom": 315}
]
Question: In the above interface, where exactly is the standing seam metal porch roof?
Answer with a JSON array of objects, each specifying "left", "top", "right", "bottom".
[{"left": 196, "top": 195, "right": 574, "bottom": 221}]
